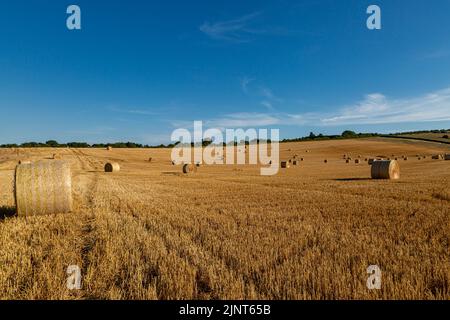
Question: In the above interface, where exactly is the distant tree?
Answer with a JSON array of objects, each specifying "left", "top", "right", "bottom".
[
  {"left": 309, "top": 132, "right": 316, "bottom": 139},
  {"left": 45, "top": 140, "right": 59, "bottom": 147},
  {"left": 342, "top": 130, "right": 357, "bottom": 138}
]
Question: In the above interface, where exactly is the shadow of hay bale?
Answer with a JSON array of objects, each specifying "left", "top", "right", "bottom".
[{"left": 0, "top": 206, "right": 16, "bottom": 220}]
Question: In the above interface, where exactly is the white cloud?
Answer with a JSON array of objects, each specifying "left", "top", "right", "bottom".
[
  {"left": 199, "top": 12, "right": 262, "bottom": 43},
  {"left": 320, "top": 87, "right": 450, "bottom": 125}
]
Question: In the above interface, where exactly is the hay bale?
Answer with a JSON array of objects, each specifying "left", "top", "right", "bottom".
[
  {"left": 432, "top": 154, "right": 443, "bottom": 160},
  {"left": 15, "top": 160, "right": 72, "bottom": 216},
  {"left": 444, "top": 154, "right": 450, "bottom": 160},
  {"left": 355, "top": 159, "right": 360, "bottom": 164},
  {"left": 404, "top": 157, "right": 408, "bottom": 161},
  {"left": 300, "top": 158, "right": 304, "bottom": 161},
  {"left": 368, "top": 159, "right": 375, "bottom": 165},
  {"left": 52, "top": 153, "right": 62, "bottom": 160},
  {"left": 346, "top": 159, "right": 350, "bottom": 163},
  {"left": 18, "top": 160, "right": 31, "bottom": 165},
  {"left": 371, "top": 160, "right": 400, "bottom": 180},
  {"left": 182, "top": 163, "right": 197, "bottom": 174},
  {"left": 292, "top": 160, "right": 298, "bottom": 166},
  {"left": 104, "top": 162, "right": 120, "bottom": 172},
  {"left": 281, "top": 161, "right": 290, "bottom": 168},
  {"left": 107, "top": 146, "right": 113, "bottom": 151}
]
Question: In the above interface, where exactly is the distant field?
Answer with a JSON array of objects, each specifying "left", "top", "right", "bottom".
[
  {"left": 390, "top": 132, "right": 450, "bottom": 144},
  {"left": 0, "top": 138, "right": 449, "bottom": 300}
]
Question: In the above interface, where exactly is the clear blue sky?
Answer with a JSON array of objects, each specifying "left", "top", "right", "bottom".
[{"left": 1, "top": 0, "right": 449, "bottom": 145}]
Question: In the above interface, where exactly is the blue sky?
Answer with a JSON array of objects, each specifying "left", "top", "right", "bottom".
[{"left": 0, "top": 0, "right": 449, "bottom": 144}]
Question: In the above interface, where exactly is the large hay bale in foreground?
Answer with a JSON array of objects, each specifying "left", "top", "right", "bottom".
[
  {"left": 15, "top": 160, "right": 72, "bottom": 216},
  {"left": 104, "top": 162, "right": 120, "bottom": 172},
  {"left": 371, "top": 160, "right": 400, "bottom": 180}
]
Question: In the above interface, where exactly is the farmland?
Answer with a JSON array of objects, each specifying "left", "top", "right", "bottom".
[{"left": 0, "top": 138, "right": 449, "bottom": 300}]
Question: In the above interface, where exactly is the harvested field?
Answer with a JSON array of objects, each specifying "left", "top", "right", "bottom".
[{"left": 0, "top": 138, "right": 449, "bottom": 300}]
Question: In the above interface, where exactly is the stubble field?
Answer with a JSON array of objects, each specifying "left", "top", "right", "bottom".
[{"left": 0, "top": 138, "right": 448, "bottom": 300}]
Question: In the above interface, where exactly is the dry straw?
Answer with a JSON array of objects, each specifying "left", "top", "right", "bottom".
[
  {"left": 105, "top": 162, "right": 120, "bottom": 172},
  {"left": 371, "top": 160, "right": 400, "bottom": 180},
  {"left": 15, "top": 160, "right": 73, "bottom": 216}
]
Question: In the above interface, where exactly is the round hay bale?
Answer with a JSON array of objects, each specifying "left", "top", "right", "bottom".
[
  {"left": 182, "top": 163, "right": 197, "bottom": 174},
  {"left": 355, "top": 159, "right": 360, "bottom": 164},
  {"left": 280, "top": 161, "right": 290, "bottom": 168},
  {"left": 15, "top": 160, "right": 72, "bottom": 216},
  {"left": 371, "top": 160, "right": 400, "bottom": 180},
  {"left": 52, "top": 153, "right": 62, "bottom": 160},
  {"left": 107, "top": 146, "right": 113, "bottom": 151},
  {"left": 104, "top": 162, "right": 120, "bottom": 172}
]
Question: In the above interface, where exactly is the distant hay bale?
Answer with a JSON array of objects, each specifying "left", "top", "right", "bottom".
[
  {"left": 300, "top": 158, "right": 304, "bottom": 161},
  {"left": 346, "top": 159, "right": 350, "bottom": 164},
  {"left": 368, "top": 159, "right": 375, "bottom": 165},
  {"left": 355, "top": 159, "right": 360, "bottom": 164},
  {"left": 281, "top": 161, "right": 290, "bottom": 168},
  {"left": 107, "top": 146, "right": 113, "bottom": 151},
  {"left": 371, "top": 160, "right": 400, "bottom": 180},
  {"left": 445, "top": 154, "right": 450, "bottom": 160},
  {"left": 432, "top": 154, "right": 443, "bottom": 160},
  {"left": 182, "top": 163, "right": 197, "bottom": 174},
  {"left": 288, "top": 159, "right": 292, "bottom": 163},
  {"left": 104, "top": 162, "right": 120, "bottom": 172},
  {"left": 52, "top": 153, "right": 62, "bottom": 160},
  {"left": 15, "top": 160, "right": 72, "bottom": 216},
  {"left": 418, "top": 157, "right": 422, "bottom": 160},
  {"left": 292, "top": 160, "right": 298, "bottom": 166},
  {"left": 404, "top": 157, "right": 408, "bottom": 161},
  {"left": 18, "top": 160, "right": 31, "bottom": 165}
]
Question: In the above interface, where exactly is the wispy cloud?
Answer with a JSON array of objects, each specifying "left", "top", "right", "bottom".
[
  {"left": 421, "top": 49, "right": 450, "bottom": 60},
  {"left": 107, "top": 106, "right": 161, "bottom": 116},
  {"left": 199, "top": 11, "right": 299, "bottom": 43},
  {"left": 240, "top": 76, "right": 254, "bottom": 94},
  {"left": 179, "top": 87, "right": 450, "bottom": 129},
  {"left": 319, "top": 88, "right": 450, "bottom": 125}
]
